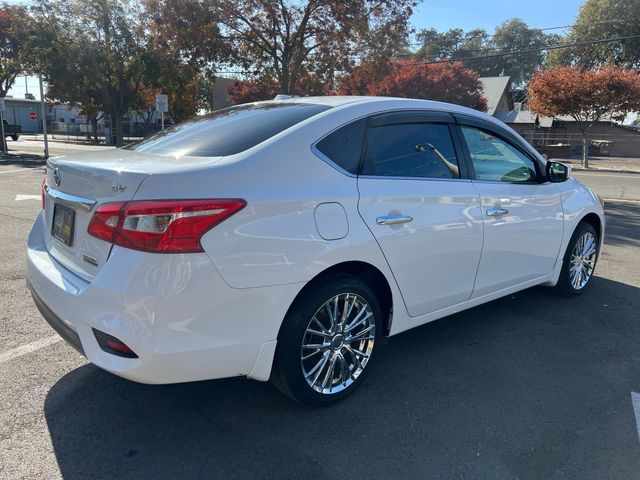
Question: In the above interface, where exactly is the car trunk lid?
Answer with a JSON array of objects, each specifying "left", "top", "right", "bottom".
[{"left": 43, "top": 150, "right": 223, "bottom": 281}]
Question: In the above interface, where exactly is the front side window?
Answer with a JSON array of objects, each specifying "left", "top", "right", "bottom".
[
  {"left": 461, "top": 126, "right": 537, "bottom": 183},
  {"left": 362, "top": 123, "right": 459, "bottom": 179},
  {"left": 126, "top": 103, "right": 331, "bottom": 157}
]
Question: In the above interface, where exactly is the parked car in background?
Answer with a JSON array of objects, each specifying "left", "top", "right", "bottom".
[
  {"left": 27, "top": 96, "right": 605, "bottom": 406},
  {"left": 3, "top": 119, "right": 21, "bottom": 141}
]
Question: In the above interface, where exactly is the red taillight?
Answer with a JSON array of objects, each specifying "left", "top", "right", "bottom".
[
  {"left": 41, "top": 177, "right": 46, "bottom": 209},
  {"left": 87, "top": 199, "right": 246, "bottom": 253}
]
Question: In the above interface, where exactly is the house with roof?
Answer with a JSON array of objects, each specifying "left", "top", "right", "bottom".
[{"left": 480, "top": 76, "right": 640, "bottom": 158}]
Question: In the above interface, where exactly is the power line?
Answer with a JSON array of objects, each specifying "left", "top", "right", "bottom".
[
  {"left": 407, "top": 18, "right": 623, "bottom": 47},
  {"left": 398, "top": 34, "right": 640, "bottom": 66}
]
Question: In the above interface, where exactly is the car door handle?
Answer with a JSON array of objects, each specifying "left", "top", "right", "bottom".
[
  {"left": 376, "top": 215, "right": 413, "bottom": 225},
  {"left": 486, "top": 208, "right": 509, "bottom": 217}
]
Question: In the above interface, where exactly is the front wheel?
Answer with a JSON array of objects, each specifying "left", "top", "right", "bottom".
[
  {"left": 271, "top": 274, "right": 381, "bottom": 406},
  {"left": 555, "top": 221, "right": 599, "bottom": 296}
]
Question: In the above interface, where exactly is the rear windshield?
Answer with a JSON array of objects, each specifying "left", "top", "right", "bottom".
[{"left": 126, "top": 102, "right": 331, "bottom": 157}]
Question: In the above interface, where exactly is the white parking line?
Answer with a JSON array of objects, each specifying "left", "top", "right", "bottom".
[
  {"left": 632, "top": 392, "right": 640, "bottom": 444},
  {"left": 15, "top": 194, "right": 41, "bottom": 201},
  {"left": 574, "top": 172, "right": 639, "bottom": 179},
  {"left": 0, "top": 168, "right": 41, "bottom": 175},
  {"left": 0, "top": 335, "right": 62, "bottom": 365}
]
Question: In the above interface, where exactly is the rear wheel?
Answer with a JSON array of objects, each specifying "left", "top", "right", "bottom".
[
  {"left": 271, "top": 274, "right": 381, "bottom": 406},
  {"left": 555, "top": 222, "right": 599, "bottom": 296}
]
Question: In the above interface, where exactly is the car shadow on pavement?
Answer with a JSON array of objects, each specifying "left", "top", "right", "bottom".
[
  {"left": 0, "top": 153, "right": 46, "bottom": 167},
  {"left": 604, "top": 202, "right": 640, "bottom": 248},
  {"left": 44, "top": 276, "right": 640, "bottom": 480}
]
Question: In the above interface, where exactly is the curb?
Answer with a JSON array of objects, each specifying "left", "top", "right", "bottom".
[{"left": 570, "top": 167, "right": 640, "bottom": 175}]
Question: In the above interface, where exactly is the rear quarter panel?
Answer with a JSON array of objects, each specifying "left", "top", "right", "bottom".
[{"left": 131, "top": 103, "right": 407, "bottom": 315}]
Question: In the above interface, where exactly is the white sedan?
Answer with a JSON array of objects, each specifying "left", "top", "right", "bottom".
[{"left": 27, "top": 96, "right": 604, "bottom": 405}]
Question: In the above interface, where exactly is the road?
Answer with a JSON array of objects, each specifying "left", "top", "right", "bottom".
[
  {"left": 573, "top": 170, "right": 640, "bottom": 203},
  {"left": 0, "top": 160, "right": 639, "bottom": 479}
]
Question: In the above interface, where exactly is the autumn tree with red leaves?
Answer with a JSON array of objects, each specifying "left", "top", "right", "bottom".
[
  {"left": 228, "top": 71, "right": 334, "bottom": 104},
  {"left": 528, "top": 66, "right": 640, "bottom": 167},
  {"left": 338, "top": 60, "right": 487, "bottom": 111},
  {"left": 227, "top": 77, "right": 279, "bottom": 104},
  {"left": 217, "top": 0, "right": 415, "bottom": 95}
]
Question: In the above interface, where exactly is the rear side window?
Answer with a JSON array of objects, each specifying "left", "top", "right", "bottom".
[
  {"left": 315, "top": 118, "right": 366, "bottom": 174},
  {"left": 127, "top": 103, "right": 330, "bottom": 157},
  {"left": 362, "top": 123, "right": 460, "bottom": 179}
]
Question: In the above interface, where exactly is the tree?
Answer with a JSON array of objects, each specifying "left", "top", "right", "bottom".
[
  {"left": 25, "top": 8, "right": 106, "bottom": 142},
  {"left": 413, "top": 19, "right": 560, "bottom": 88},
  {"left": 0, "top": 3, "right": 31, "bottom": 97},
  {"left": 228, "top": 77, "right": 279, "bottom": 104},
  {"left": 336, "top": 58, "right": 395, "bottom": 95},
  {"left": 490, "top": 19, "right": 549, "bottom": 87},
  {"left": 547, "top": 0, "right": 640, "bottom": 68},
  {"left": 215, "top": 0, "right": 416, "bottom": 95},
  {"left": 414, "top": 28, "right": 466, "bottom": 61},
  {"left": 32, "top": 0, "right": 148, "bottom": 146},
  {"left": 528, "top": 66, "right": 640, "bottom": 167},
  {"left": 143, "top": 0, "right": 231, "bottom": 72},
  {"left": 338, "top": 60, "right": 487, "bottom": 111},
  {"left": 139, "top": 41, "right": 202, "bottom": 123},
  {"left": 134, "top": 83, "right": 159, "bottom": 136},
  {"left": 143, "top": 0, "right": 232, "bottom": 118}
]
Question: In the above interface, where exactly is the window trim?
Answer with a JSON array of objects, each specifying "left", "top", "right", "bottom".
[
  {"left": 368, "top": 110, "right": 455, "bottom": 127},
  {"left": 310, "top": 114, "right": 370, "bottom": 178},
  {"left": 359, "top": 114, "right": 467, "bottom": 181},
  {"left": 454, "top": 123, "right": 543, "bottom": 185},
  {"left": 310, "top": 143, "right": 358, "bottom": 178},
  {"left": 128, "top": 102, "right": 331, "bottom": 158},
  {"left": 454, "top": 114, "right": 546, "bottom": 184}
]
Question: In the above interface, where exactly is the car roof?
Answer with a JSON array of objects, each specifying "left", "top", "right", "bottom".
[
  {"left": 262, "top": 95, "right": 486, "bottom": 117},
  {"left": 268, "top": 96, "right": 545, "bottom": 164}
]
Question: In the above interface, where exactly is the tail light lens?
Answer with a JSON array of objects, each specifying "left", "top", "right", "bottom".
[{"left": 88, "top": 199, "right": 246, "bottom": 253}]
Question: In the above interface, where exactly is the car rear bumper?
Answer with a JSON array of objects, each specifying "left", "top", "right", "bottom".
[
  {"left": 28, "top": 282, "right": 85, "bottom": 356},
  {"left": 26, "top": 211, "right": 300, "bottom": 384}
]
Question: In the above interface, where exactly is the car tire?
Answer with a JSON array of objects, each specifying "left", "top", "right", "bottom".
[
  {"left": 555, "top": 221, "right": 599, "bottom": 297},
  {"left": 11, "top": 135, "right": 18, "bottom": 141},
  {"left": 271, "top": 273, "right": 382, "bottom": 406}
]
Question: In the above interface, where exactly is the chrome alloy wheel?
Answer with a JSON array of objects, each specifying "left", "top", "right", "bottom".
[
  {"left": 569, "top": 231, "right": 597, "bottom": 290},
  {"left": 300, "top": 293, "right": 376, "bottom": 395}
]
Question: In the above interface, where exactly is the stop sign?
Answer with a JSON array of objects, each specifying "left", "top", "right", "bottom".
[{"left": 29, "top": 111, "right": 38, "bottom": 121}]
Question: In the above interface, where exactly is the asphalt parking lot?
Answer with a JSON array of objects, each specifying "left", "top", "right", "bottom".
[{"left": 0, "top": 159, "right": 639, "bottom": 479}]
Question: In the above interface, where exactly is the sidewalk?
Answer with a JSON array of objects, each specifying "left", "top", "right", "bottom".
[
  {"left": 18, "top": 134, "right": 108, "bottom": 146},
  {"left": 555, "top": 156, "right": 640, "bottom": 174}
]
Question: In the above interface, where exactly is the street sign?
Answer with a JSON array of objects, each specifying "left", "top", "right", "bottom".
[
  {"left": 155, "top": 94, "right": 168, "bottom": 113},
  {"left": 29, "top": 111, "right": 38, "bottom": 121},
  {"left": 0, "top": 98, "right": 4, "bottom": 113}
]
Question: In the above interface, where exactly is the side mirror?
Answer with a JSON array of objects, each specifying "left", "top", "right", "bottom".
[{"left": 546, "top": 161, "right": 570, "bottom": 183}]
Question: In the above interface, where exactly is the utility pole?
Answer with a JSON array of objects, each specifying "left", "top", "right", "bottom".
[
  {"left": 38, "top": 73, "right": 49, "bottom": 158},
  {"left": 0, "top": 105, "right": 6, "bottom": 153}
]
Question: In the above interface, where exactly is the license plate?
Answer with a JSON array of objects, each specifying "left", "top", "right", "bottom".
[{"left": 52, "top": 203, "right": 75, "bottom": 246}]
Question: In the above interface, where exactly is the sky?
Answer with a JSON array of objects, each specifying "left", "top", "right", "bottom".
[
  {"left": 6, "top": 0, "right": 585, "bottom": 100},
  {"left": 410, "top": 0, "right": 583, "bottom": 33}
]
